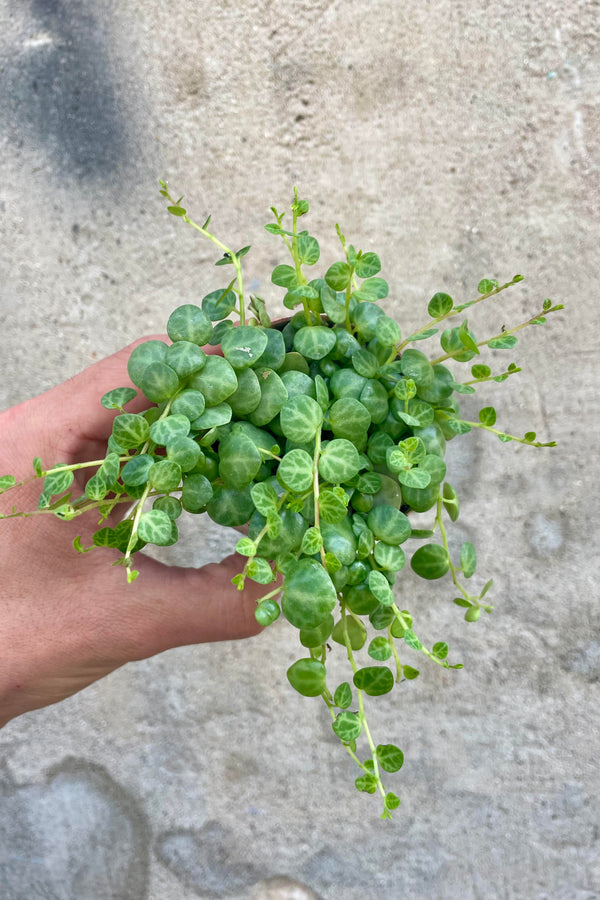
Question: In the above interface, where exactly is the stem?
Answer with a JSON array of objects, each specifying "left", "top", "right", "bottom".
[
  {"left": 312, "top": 431, "right": 327, "bottom": 568},
  {"left": 439, "top": 414, "right": 556, "bottom": 447},
  {"left": 184, "top": 218, "right": 246, "bottom": 325},
  {"left": 340, "top": 605, "right": 386, "bottom": 800},
  {"left": 435, "top": 494, "right": 471, "bottom": 602},
  {"left": 394, "top": 279, "right": 519, "bottom": 355},
  {"left": 124, "top": 482, "right": 151, "bottom": 567},
  {"left": 163, "top": 186, "right": 246, "bottom": 325},
  {"left": 388, "top": 625, "right": 403, "bottom": 681},
  {"left": 430, "top": 308, "right": 554, "bottom": 366}
]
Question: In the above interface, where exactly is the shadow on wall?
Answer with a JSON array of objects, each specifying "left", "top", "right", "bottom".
[{"left": 2, "top": 0, "right": 132, "bottom": 180}]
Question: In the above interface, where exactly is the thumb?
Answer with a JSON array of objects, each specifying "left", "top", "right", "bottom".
[{"left": 118, "top": 552, "right": 281, "bottom": 659}]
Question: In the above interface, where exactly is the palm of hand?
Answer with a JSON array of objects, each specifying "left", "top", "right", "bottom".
[{"left": 0, "top": 339, "right": 264, "bottom": 727}]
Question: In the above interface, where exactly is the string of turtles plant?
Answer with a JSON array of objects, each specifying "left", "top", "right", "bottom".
[{"left": 0, "top": 184, "right": 562, "bottom": 819}]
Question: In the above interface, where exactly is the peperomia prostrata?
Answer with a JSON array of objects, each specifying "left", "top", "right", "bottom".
[{"left": 0, "top": 184, "right": 562, "bottom": 818}]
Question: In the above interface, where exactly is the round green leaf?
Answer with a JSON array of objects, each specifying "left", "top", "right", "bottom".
[
  {"left": 221, "top": 325, "right": 268, "bottom": 369},
  {"left": 368, "top": 637, "right": 392, "bottom": 661},
  {"left": 353, "top": 666, "right": 394, "bottom": 696},
  {"left": 332, "top": 616, "right": 367, "bottom": 650},
  {"left": 343, "top": 583, "right": 378, "bottom": 616},
  {"left": 320, "top": 284, "right": 347, "bottom": 323},
  {"left": 271, "top": 264, "right": 298, "bottom": 289},
  {"left": 286, "top": 658, "right": 327, "bottom": 697},
  {"left": 148, "top": 460, "right": 182, "bottom": 493},
  {"left": 153, "top": 495, "right": 182, "bottom": 520},
  {"left": 318, "top": 489, "right": 348, "bottom": 524},
  {"left": 251, "top": 508, "right": 306, "bottom": 557},
  {"left": 432, "top": 641, "right": 449, "bottom": 660},
  {"left": 137, "top": 509, "right": 174, "bottom": 546},
  {"left": 399, "top": 349, "right": 434, "bottom": 388},
  {"left": 250, "top": 480, "right": 279, "bottom": 515},
  {"left": 370, "top": 605, "right": 395, "bottom": 630},
  {"left": 100, "top": 387, "right": 138, "bottom": 410},
  {"left": 300, "top": 526, "right": 324, "bottom": 557},
  {"left": 325, "top": 261, "right": 352, "bottom": 291},
  {"left": 397, "top": 468, "right": 431, "bottom": 490},
  {"left": 318, "top": 439, "right": 361, "bottom": 485},
  {"left": 181, "top": 473, "right": 213, "bottom": 512},
  {"left": 164, "top": 341, "right": 207, "bottom": 378},
  {"left": 297, "top": 232, "right": 320, "bottom": 265},
  {"left": 281, "top": 558, "right": 338, "bottom": 629},
  {"left": 150, "top": 414, "right": 191, "bottom": 446},
  {"left": 166, "top": 437, "right": 202, "bottom": 472},
  {"left": 384, "top": 792, "right": 401, "bottom": 812},
  {"left": 332, "top": 711, "right": 362, "bottom": 741},
  {"left": 254, "top": 599, "right": 281, "bottom": 626},
  {"left": 375, "top": 316, "right": 401, "bottom": 348},
  {"left": 465, "top": 607, "right": 482, "bottom": 622},
  {"left": 374, "top": 542, "right": 406, "bottom": 572},
  {"left": 247, "top": 557, "right": 275, "bottom": 584},
  {"left": 351, "top": 349, "right": 380, "bottom": 379},
  {"left": 112, "top": 413, "right": 150, "bottom": 449},
  {"left": 479, "top": 406, "right": 497, "bottom": 427},
  {"left": 127, "top": 340, "right": 168, "bottom": 387},
  {"left": 320, "top": 518, "right": 357, "bottom": 567},
  {"left": 228, "top": 367, "right": 262, "bottom": 416},
  {"left": 377, "top": 743, "right": 405, "bottom": 773},
  {"left": 167, "top": 304, "right": 213, "bottom": 345},
  {"left": 367, "top": 505, "right": 411, "bottom": 545},
  {"left": 328, "top": 398, "right": 371, "bottom": 440},
  {"left": 280, "top": 370, "right": 316, "bottom": 401},
  {"left": 410, "top": 543, "right": 450, "bottom": 579},
  {"left": 417, "top": 364, "right": 455, "bottom": 404},
  {"left": 207, "top": 485, "right": 254, "bottom": 526},
  {"left": 293, "top": 326, "right": 337, "bottom": 360},
  {"left": 427, "top": 292, "right": 453, "bottom": 318},
  {"left": 248, "top": 369, "right": 288, "bottom": 426},
  {"left": 190, "top": 356, "right": 238, "bottom": 406},
  {"left": 367, "top": 569, "right": 394, "bottom": 606},
  {"left": 201, "top": 288, "right": 237, "bottom": 320},
  {"left": 258, "top": 328, "right": 286, "bottom": 369},
  {"left": 299, "top": 614, "right": 334, "bottom": 648},
  {"left": 460, "top": 541, "right": 477, "bottom": 578},
  {"left": 334, "top": 682, "right": 353, "bottom": 709},
  {"left": 218, "top": 432, "right": 262, "bottom": 488},
  {"left": 355, "top": 252, "right": 381, "bottom": 279},
  {"left": 353, "top": 277, "right": 389, "bottom": 301},
  {"left": 356, "top": 472, "right": 382, "bottom": 495},
  {"left": 191, "top": 402, "right": 232, "bottom": 430},
  {"left": 280, "top": 395, "right": 323, "bottom": 443},
  {"left": 121, "top": 454, "right": 153, "bottom": 486},
  {"left": 420, "top": 454, "right": 447, "bottom": 486},
  {"left": 277, "top": 449, "right": 314, "bottom": 494},
  {"left": 140, "top": 362, "right": 180, "bottom": 403},
  {"left": 171, "top": 390, "right": 206, "bottom": 421},
  {"left": 351, "top": 302, "right": 385, "bottom": 340},
  {"left": 330, "top": 368, "right": 368, "bottom": 400}
]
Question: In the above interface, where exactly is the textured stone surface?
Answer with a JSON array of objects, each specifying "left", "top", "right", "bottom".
[
  {"left": 1, "top": 1, "right": 599, "bottom": 899},
  {"left": 0, "top": 758, "right": 149, "bottom": 899}
]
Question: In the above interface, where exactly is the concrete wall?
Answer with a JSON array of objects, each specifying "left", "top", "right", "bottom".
[{"left": 1, "top": 1, "right": 599, "bottom": 898}]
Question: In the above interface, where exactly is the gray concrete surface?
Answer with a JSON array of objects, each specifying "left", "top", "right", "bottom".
[{"left": 0, "top": 1, "right": 599, "bottom": 898}]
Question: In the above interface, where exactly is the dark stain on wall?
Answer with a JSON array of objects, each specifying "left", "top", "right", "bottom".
[{"left": 2, "top": 0, "right": 130, "bottom": 180}]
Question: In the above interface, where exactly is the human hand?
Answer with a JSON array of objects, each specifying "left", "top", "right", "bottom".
[{"left": 0, "top": 338, "right": 271, "bottom": 728}]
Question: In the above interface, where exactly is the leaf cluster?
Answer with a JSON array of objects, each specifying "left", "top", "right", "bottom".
[{"left": 0, "top": 184, "right": 561, "bottom": 818}]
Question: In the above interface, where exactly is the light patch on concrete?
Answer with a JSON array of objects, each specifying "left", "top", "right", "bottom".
[
  {"left": 23, "top": 32, "right": 54, "bottom": 50},
  {"left": 528, "top": 511, "right": 564, "bottom": 557}
]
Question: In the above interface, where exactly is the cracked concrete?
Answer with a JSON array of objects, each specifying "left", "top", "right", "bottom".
[{"left": 0, "top": 1, "right": 599, "bottom": 898}]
